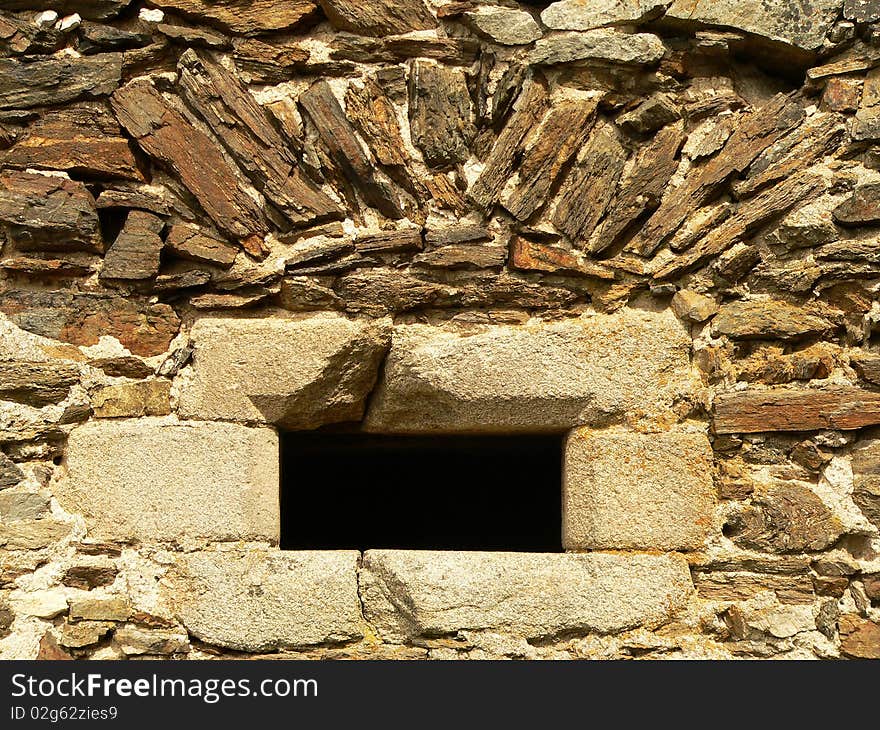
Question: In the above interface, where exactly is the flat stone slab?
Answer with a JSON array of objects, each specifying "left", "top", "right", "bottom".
[
  {"left": 665, "top": 0, "right": 841, "bottom": 52},
  {"left": 365, "top": 308, "right": 693, "bottom": 433},
  {"left": 58, "top": 418, "right": 278, "bottom": 543},
  {"left": 564, "top": 427, "right": 715, "bottom": 550},
  {"left": 360, "top": 550, "right": 693, "bottom": 641},
  {"left": 178, "top": 314, "right": 390, "bottom": 429},
  {"left": 165, "top": 548, "right": 363, "bottom": 652}
]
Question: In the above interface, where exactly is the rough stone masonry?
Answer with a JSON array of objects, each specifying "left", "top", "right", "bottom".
[{"left": 1, "top": 0, "right": 880, "bottom": 661}]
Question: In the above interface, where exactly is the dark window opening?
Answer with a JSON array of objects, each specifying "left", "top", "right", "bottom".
[{"left": 280, "top": 432, "right": 563, "bottom": 552}]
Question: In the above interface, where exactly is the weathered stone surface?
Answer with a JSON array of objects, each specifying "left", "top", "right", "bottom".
[
  {"left": 0, "top": 290, "right": 179, "bottom": 357},
  {"left": 564, "top": 428, "right": 714, "bottom": 550},
  {"left": 165, "top": 549, "right": 363, "bottom": 651},
  {"left": 299, "top": 80, "right": 403, "bottom": 219},
  {"left": 541, "top": 0, "right": 670, "bottom": 30},
  {"left": 0, "top": 53, "right": 121, "bottom": 110},
  {"left": 628, "top": 94, "right": 805, "bottom": 257},
  {"left": 179, "top": 315, "right": 391, "bottom": 428},
  {"left": 408, "top": 61, "right": 475, "bottom": 168},
  {"left": 735, "top": 344, "right": 836, "bottom": 385},
  {"left": 839, "top": 615, "right": 880, "bottom": 658},
  {"left": 552, "top": 121, "right": 625, "bottom": 242},
  {"left": 164, "top": 224, "right": 236, "bottom": 268},
  {"left": 507, "top": 98, "right": 597, "bottom": 222},
  {"left": 723, "top": 482, "right": 844, "bottom": 552},
  {"left": 78, "top": 21, "right": 152, "bottom": 53},
  {"left": 354, "top": 228, "right": 422, "bottom": 254},
  {"left": 155, "top": 22, "right": 229, "bottom": 49},
  {"left": 734, "top": 113, "right": 843, "bottom": 200},
  {"left": 101, "top": 211, "right": 164, "bottom": 281},
  {"left": 671, "top": 289, "right": 718, "bottom": 322},
  {"left": 0, "top": 171, "right": 101, "bottom": 253},
  {"left": 655, "top": 170, "right": 824, "bottom": 280},
  {"left": 589, "top": 123, "right": 684, "bottom": 253},
  {"left": 36, "top": 631, "right": 73, "bottom": 660},
  {"left": 344, "top": 78, "right": 416, "bottom": 193},
  {"left": 59, "top": 419, "right": 279, "bottom": 542},
  {"left": 0, "top": 103, "right": 143, "bottom": 180},
  {"left": 115, "top": 625, "right": 189, "bottom": 655},
  {"left": 618, "top": 93, "right": 680, "bottom": 135},
  {"left": 528, "top": 30, "right": 665, "bottom": 66},
  {"left": 665, "top": 0, "right": 841, "bottom": 51},
  {"left": 0, "top": 520, "right": 70, "bottom": 550},
  {"left": 712, "top": 299, "right": 832, "bottom": 340},
  {"left": 233, "top": 37, "right": 310, "bottom": 83},
  {"left": 177, "top": 50, "right": 340, "bottom": 229},
  {"left": 0, "top": 10, "right": 61, "bottom": 55},
  {"left": 0, "top": 492, "right": 50, "bottom": 521},
  {"left": 91, "top": 380, "right": 171, "bottom": 418},
  {"left": 465, "top": 7, "right": 542, "bottom": 45},
  {"left": 112, "top": 78, "right": 266, "bottom": 245},
  {"left": 509, "top": 237, "right": 615, "bottom": 279},
  {"left": 413, "top": 244, "right": 507, "bottom": 270},
  {"left": 0, "top": 361, "right": 79, "bottom": 407},
  {"left": 330, "top": 33, "right": 478, "bottom": 66},
  {"left": 149, "top": 0, "right": 317, "bottom": 34},
  {"left": 1, "top": 0, "right": 129, "bottom": 21},
  {"left": 833, "top": 185, "right": 880, "bottom": 226},
  {"left": 851, "top": 440, "right": 880, "bottom": 528},
  {"left": 360, "top": 550, "right": 693, "bottom": 641},
  {"left": 59, "top": 621, "right": 113, "bottom": 648},
  {"left": 318, "top": 0, "right": 435, "bottom": 36},
  {"left": 469, "top": 76, "right": 549, "bottom": 210},
  {"left": 0, "top": 454, "right": 24, "bottom": 490},
  {"left": 845, "top": 0, "right": 880, "bottom": 22},
  {"left": 365, "top": 309, "right": 693, "bottom": 433},
  {"left": 61, "top": 565, "right": 117, "bottom": 590},
  {"left": 68, "top": 595, "right": 130, "bottom": 622},
  {"left": 714, "top": 387, "right": 880, "bottom": 433}
]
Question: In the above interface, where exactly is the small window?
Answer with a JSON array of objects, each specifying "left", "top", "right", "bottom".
[{"left": 280, "top": 432, "right": 563, "bottom": 552}]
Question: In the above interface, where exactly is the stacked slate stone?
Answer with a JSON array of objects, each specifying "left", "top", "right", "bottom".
[{"left": 1, "top": 0, "right": 880, "bottom": 660}]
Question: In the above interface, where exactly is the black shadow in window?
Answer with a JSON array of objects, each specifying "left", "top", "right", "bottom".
[{"left": 280, "top": 432, "right": 563, "bottom": 552}]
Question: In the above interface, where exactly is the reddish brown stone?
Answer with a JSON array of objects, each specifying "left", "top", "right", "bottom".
[
  {"left": 165, "top": 224, "right": 237, "bottom": 268},
  {"left": 509, "top": 237, "right": 615, "bottom": 280},
  {"left": 714, "top": 386, "right": 880, "bottom": 434},
  {"left": 111, "top": 78, "right": 266, "bottom": 244},
  {"left": 318, "top": 0, "right": 436, "bottom": 36},
  {"left": 839, "top": 615, "right": 880, "bottom": 658},
  {"left": 0, "top": 170, "right": 101, "bottom": 253},
  {"left": 507, "top": 98, "right": 597, "bottom": 223},
  {"left": 822, "top": 77, "right": 861, "bottom": 113},
  {"left": 0, "top": 290, "right": 180, "bottom": 358},
  {"left": 149, "top": 0, "right": 318, "bottom": 34},
  {"left": 0, "top": 102, "right": 143, "bottom": 180},
  {"left": 37, "top": 632, "right": 73, "bottom": 661},
  {"left": 62, "top": 565, "right": 118, "bottom": 590}
]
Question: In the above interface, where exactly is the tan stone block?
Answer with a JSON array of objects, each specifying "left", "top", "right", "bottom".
[
  {"left": 365, "top": 308, "right": 693, "bottom": 433},
  {"left": 68, "top": 595, "right": 131, "bottom": 622},
  {"left": 178, "top": 314, "right": 391, "bottom": 429},
  {"left": 563, "top": 427, "right": 715, "bottom": 550},
  {"left": 164, "top": 548, "right": 363, "bottom": 652},
  {"left": 58, "top": 418, "right": 278, "bottom": 543},
  {"left": 360, "top": 550, "right": 693, "bottom": 642},
  {"left": 91, "top": 380, "right": 171, "bottom": 418}
]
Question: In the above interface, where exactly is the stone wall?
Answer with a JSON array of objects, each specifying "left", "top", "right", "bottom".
[{"left": 1, "top": 0, "right": 880, "bottom": 660}]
